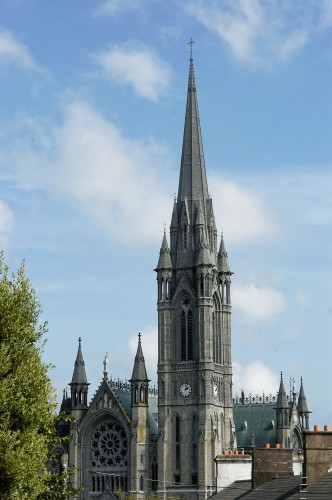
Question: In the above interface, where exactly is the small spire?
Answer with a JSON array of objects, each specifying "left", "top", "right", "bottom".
[
  {"left": 71, "top": 337, "right": 88, "bottom": 385},
  {"left": 156, "top": 230, "right": 172, "bottom": 270},
  {"left": 195, "top": 197, "right": 205, "bottom": 226},
  {"left": 276, "top": 371, "right": 288, "bottom": 409},
  {"left": 170, "top": 198, "right": 178, "bottom": 228},
  {"left": 297, "top": 377, "right": 309, "bottom": 414},
  {"left": 131, "top": 333, "right": 148, "bottom": 381},
  {"left": 218, "top": 233, "right": 232, "bottom": 274}
]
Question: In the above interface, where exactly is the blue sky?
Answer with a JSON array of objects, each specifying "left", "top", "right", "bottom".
[{"left": 0, "top": 0, "right": 331, "bottom": 427}]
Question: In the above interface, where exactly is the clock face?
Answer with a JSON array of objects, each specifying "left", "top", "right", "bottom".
[
  {"left": 213, "top": 384, "right": 219, "bottom": 398},
  {"left": 179, "top": 383, "right": 192, "bottom": 397}
]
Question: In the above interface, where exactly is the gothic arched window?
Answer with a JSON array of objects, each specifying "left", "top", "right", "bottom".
[
  {"left": 175, "top": 415, "right": 181, "bottom": 471},
  {"left": 181, "top": 310, "right": 193, "bottom": 361},
  {"left": 212, "top": 293, "right": 222, "bottom": 364}
]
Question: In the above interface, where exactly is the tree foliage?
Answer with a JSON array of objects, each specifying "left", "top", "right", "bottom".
[{"left": 0, "top": 253, "right": 58, "bottom": 499}]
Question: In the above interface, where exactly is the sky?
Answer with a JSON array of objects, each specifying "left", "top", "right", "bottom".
[{"left": 0, "top": 0, "right": 331, "bottom": 427}]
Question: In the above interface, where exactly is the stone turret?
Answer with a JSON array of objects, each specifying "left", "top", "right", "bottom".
[
  {"left": 69, "top": 337, "right": 89, "bottom": 420},
  {"left": 298, "top": 377, "right": 310, "bottom": 430},
  {"left": 130, "top": 334, "right": 150, "bottom": 495},
  {"left": 275, "top": 372, "right": 290, "bottom": 447}
]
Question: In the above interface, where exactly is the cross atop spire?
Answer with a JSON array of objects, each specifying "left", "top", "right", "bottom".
[{"left": 187, "top": 37, "right": 195, "bottom": 58}]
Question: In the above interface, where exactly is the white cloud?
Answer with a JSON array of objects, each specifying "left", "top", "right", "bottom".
[
  {"left": 320, "top": 0, "right": 332, "bottom": 30},
  {"left": 233, "top": 283, "right": 287, "bottom": 323},
  {"left": 91, "top": 43, "right": 171, "bottom": 101},
  {"left": 128, "top": 327, "right": 158, "bottom": 383},
  {"left": 184, "top": 0, "right": 331, "bottom": 65},
  {"left": 210, "top": 174, "right": 278, "bottom": 245},
  {"left": 2, "top": 100, "right": 174, "bottom": 246},
  {"left": 93, "top": 0, "right": 145, "bottom": 17},
  {"left": 233, "top": 360, "right": 279, "bottom": 395},
  {"left": 0, "top": 200, "right": 13, "bottom": 246},
  {"left": 0, "top": 30, "right": 37, "bottom": 70}
]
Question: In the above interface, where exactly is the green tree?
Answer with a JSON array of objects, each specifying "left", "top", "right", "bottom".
[{"left": 0, "top": 253, "right": 58, "bottom": 499}]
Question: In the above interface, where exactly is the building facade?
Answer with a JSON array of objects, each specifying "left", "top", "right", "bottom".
[{"left": 60, "top": 56, "right": 310, "bottom": 500}]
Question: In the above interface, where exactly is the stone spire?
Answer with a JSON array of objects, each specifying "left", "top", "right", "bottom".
[
  {"left": 131, "top": 333, "right": 148, "bottom": 382},
  {"left": 156, "top": 229, "right": 172, "bottom": 270},
  {"left": 71, "top": 337, "right": 88, "bottom": 385},
  {"left": 297, "top": 377, "right": 309, "bottom": 414},
  {"left": 276, "top": 372, "right": 288, "bottom": 409},
  {"left": 218, "top": 233, "right": 232, "bottom": 275},
  {"left": 70, "top": 337, "right": 89, "bottom": 413},
  {"left": 130, "top": 333, "right": 149, "bottom": 407},
  {"left": 297, "top": 377, "right": 310, "bottom": 430},
  {"left": 177, "top": 56, "right": 209, "bottom": 207}
]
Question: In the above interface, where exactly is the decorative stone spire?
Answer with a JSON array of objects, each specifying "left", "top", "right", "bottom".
[
  {"left": 297, "top": 377, "right": 310, "bottom": 430},
  {"left": 276, "top": 372, "right": 288, "bottom": 409},
  {"left": 70, "top": 337, "right": 89, "bottom": 412},
  {"left": 196, "top": 226, "right": 211, "bottom": 266},
  {"left": 170, "top": 197, "right": 178, "bottom": 229},
  {"left": 218, "top": 233, "right": 232, "bottom": 275},
  {"left": 177, "top": 56, "right": 209, "bottom": 207},
  {"left": 130, "top": 333, "right": 149, "bottom": 406},
  {"left": 297, "top": 377, "right": 309, "bottom": 414},
  {"left": 131, "top": 333, "right": 148, "bottom": 382},
  {"left": 71, "top": 337, "right": 88, "bottom": 385},
  {"left": 156, "top": 229, "right": 172, "bottom": 270}
]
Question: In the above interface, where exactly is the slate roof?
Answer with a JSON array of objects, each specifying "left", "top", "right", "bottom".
[
  {"left": 309, "top": 471, "right": 332, "bottom": 499},
  {"left": 234, "top": 403, "right": 278, "bottom": 449},
  {"left": 213, "top": 472, "right": 332, "bottom": 499},
  {"left": 115, "top": 389, "right": 159, "bottom": 438}
]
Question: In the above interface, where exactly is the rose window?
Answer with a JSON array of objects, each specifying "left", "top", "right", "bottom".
[{"left": 91, "top": 421, "right": 128, "bottom": 467}]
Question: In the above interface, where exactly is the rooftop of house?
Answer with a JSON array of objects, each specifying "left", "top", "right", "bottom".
[{"left": 213, "top": 471, "right": 332, "bottom": 499}]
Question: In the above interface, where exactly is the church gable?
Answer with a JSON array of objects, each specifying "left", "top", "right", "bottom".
[{"left": 84, "top": 379, "right": 131, "bottom": 426}]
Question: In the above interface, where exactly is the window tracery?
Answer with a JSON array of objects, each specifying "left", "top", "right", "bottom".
[{"left": 91, "top": 421, "right": 128, "bottom": 467}]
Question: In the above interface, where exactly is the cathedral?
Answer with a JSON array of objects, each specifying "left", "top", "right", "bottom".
[{"left": 59, "top": 55, "right": 311, "bottom": 499}]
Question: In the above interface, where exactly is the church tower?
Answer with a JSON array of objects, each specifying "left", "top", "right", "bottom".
[{"left": 156, "top": 56, "right": 235, "bottom": 499}]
